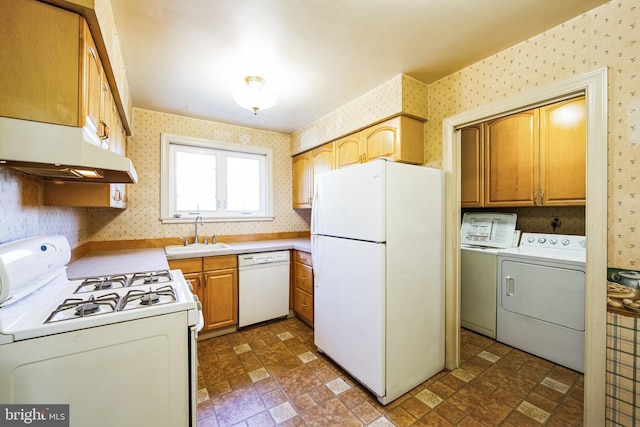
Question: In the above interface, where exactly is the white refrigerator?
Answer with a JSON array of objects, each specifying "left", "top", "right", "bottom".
[{"left": 311, "top": 159, "right": 444, "bottom": 405}]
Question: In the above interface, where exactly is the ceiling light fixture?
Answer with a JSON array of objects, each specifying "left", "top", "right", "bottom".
[{"left": 233, "top": 76, "right": 277, "bottom": 115}]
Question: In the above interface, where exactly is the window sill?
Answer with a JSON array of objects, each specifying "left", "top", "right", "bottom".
[{"left": 160, "top": 216, "right": 274, "bottom": 224}]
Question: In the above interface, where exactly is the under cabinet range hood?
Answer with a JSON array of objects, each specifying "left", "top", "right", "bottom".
[{"left": 0, "top": 117, "right": 138, "bottom": 184}]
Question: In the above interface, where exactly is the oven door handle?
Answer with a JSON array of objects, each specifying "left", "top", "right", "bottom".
[{"left": 192, "top": 294, "right": 205, "bottom": 332}]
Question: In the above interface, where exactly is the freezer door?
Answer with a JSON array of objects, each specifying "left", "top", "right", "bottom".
[
  {"left": 313, "top": 235, "right": 385, "bottom": 397},
  {"left": 313, "top": 161, "right": 385, "bottom": 242}
]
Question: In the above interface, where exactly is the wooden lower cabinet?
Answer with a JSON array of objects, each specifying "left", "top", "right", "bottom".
[
  {"left": 203, "top": 267, "right": 238, "bottom": 330},
  {"left": 293, "top": 250, "right": 313, "bottom": 326},
  {"left": 169, "top": 255, "right": 238, "bottom": 332}
]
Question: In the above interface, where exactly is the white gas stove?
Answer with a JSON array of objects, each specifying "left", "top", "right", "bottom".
[{"left": 0, "top": 235, "right": 202, "bottom": 427}]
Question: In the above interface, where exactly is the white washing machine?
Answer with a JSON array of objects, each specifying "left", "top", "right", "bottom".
[
  {"left": 460, "top": 212, "right": 518, "bottom": 339},
  {"left": 497, "top": 232, "right": 586, "bottom": 373}
]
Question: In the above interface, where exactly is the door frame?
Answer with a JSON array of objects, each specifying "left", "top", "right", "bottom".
[{"left": 442, "top": 67, "right": 607, "bottom": 426}]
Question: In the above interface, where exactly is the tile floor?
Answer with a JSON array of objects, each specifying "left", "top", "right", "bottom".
[{"left": 196, "top": 318, "right": 584, "bottom": 426}]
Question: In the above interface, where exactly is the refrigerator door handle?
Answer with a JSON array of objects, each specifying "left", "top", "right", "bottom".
[
  {"left": 310, "top": 181, "right": 319, "bottom": 236},
  {"left": 311, "top": 235, "right": 319, "bottom": 285}
]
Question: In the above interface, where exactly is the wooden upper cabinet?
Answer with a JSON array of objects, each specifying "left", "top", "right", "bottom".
[
  {"left": 364, "top": 116, "right": 424, "bottom": 164},
  {"left": 484, "top": 109, "right": 539, "bottom": 207},
  {"left": 292, "top": 152, "right": 312, "bottom": 209},
  {"left": 83, "top": 26, "right": 103, "bottom": 141},
  {"left": 311, "top": 143, "right": 334, "bottom": 179},
  {"left": 0, "top": 0, "right": 81, "bottom": 125},
  {"left": 336, "top": 116, "right": 425, "bottom": 169},
  {"left": 292, "top": 142, "right": 334, "bottom": 209},
  {"left": 483, "top": 96, "right": 585, "bottom": 207},
  {"left": 0, "top": 0, "right": 129, "bottom": 145},
  {"left": 539, "top": 97, "right": 586, "bottom": 206},
  {"left": 335, "top": 133, "right": 364, "bottom": 169},
  {"left": 460, "top": 124, "right": 484, "bottom": 208}
]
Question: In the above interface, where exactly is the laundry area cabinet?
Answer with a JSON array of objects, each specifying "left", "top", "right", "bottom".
[{"left": 461, "top": 96, "right": 586, "bottom": 208}]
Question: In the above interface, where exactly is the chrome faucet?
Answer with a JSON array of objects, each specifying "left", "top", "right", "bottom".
[{"left": 194, "top": 216, "right": 203, "bottom": 244}]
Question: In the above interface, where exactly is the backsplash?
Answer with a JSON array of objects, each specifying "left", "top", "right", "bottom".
[
  {"left": 89, "top": 108, "right": 310, "bottom": 242},
  {"left": 463, "top": 207, "right": 586, "bottom": 236},
  {"left": 0, "top": 168, "right": 90, "bottom": 247}
]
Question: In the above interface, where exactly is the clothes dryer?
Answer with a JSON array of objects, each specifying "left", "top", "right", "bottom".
[{"left": 497, "top": 233, "right": 586, "bottom": 372}]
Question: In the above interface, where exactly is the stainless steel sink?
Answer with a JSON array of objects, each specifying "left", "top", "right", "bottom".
[{"left": 165, "top": 243, "right": 231, "bottom": 256}]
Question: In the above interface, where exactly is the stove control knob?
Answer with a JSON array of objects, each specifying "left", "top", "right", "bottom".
[
  {"left": 561, "top": 239, "right": 570, "bottom": 246},
  {"left": 527, "top": 236, "right": 535, "bottom": 243},
  {"left": 549, "top": 238, "right": 558, "bottom": 245},
  {"left": 538, "top": 237, "right": 547, "bottom": 244},
  {"left": 579, "top": 240, "right": 587, "bottom": 248}
]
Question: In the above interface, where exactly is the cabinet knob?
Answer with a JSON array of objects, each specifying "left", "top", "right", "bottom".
[
  {"left": 533, "top": 191, "right": 538, "bottom": 205},
  {"left": 540, "top": 191, "right": 545, "bottom": 205}
]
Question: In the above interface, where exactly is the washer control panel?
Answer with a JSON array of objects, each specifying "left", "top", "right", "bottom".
[{"left": 519, "top": 233, "right": 586, "bottom": 251}]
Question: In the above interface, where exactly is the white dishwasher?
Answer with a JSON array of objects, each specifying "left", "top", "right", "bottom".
[{"left": 238, "top": 251, "right": 291, "bottom": 328}]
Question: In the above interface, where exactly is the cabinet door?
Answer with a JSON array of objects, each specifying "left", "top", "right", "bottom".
[
  {"left": 485, "top": 109, "right": 539, "bottom": 206},
  {"left": 364, "top": 116, "right": 424, "bottom": 164},
  {"left": 335, "top": 132, "right": 364, "bottom": 168},
  {"left": 83, "top": 23, "right": 103, "bottom": 145},
  {"left": 99, "top": 79, "right": 113, "bottom": 149},
  {"left": 294, "top": 288, "right": 313, "bottom": 325},
  {"left": 292, "top": 152, "right": 312, "bottom": 208},
  {"left": 310, "top": 142, "right": 334, "bottom": 204},
  {"left": 294, "top": 262, "right": 313, "bottom": 294},
  {"left": 539, "top": 97, "right": 586, "bottom": 206},
  {"left": 460, "top": 124, "right": 484, "bottom": 207},
  {"left": 183, "top": 272, "right": 204, "bottom": 308},
  {"left": 365, "top": 119, "right": 398, "bottom": 162},
  {"left": 0, "top": 0, "right": 81, "bottom": 126},
  {"left": 203, "top": 268, "right": 238, "bottom": 331}
]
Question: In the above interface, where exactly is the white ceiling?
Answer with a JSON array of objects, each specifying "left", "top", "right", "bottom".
[{"left": 110, "top": 0, "right": 608, "bottom": 134}]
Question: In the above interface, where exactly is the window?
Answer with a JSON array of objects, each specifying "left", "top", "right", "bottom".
[{"left": 161, "top": 134, "right": 273, "bottom": 222}]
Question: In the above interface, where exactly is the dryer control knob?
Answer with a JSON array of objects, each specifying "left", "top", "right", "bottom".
[
  {"left": 538, "top": 237, "right": 547, "bottom": 244},
  {"left": 561, "top": 239, "right": 570, "bottom": 246}
]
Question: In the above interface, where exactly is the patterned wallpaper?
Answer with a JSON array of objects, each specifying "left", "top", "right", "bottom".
[
  {"left": 0, "top": 168, "right": 89, "bottom": 247},
  {"left": 421, "top": 1, "right": 638, "bottom": 424},
  {"left": 425, "top": 0, "right": 639, "bottom": 270},
  {"left": 89, "top": 108, "right": 310, "bottom": 241},
  {"left": 290, "top": 74, "right": 429, "bottom": 155}
]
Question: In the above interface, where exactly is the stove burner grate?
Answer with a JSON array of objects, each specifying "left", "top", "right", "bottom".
[
  {"left": 46, "top": 293, "right": 120, "bottom": 323},
  {"left": 129, "top": 270, "right": 172, "bottom": 287},
  {"left": 119, "top": 285, "right": 177, "bottom": 310},
  {"left": 75, "top": 275, "right": 128, "bottom": 293}
]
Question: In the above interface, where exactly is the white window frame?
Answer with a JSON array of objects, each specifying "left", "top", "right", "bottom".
[{"left": 160, "top": 133, "right": 274, "bottom": 223}]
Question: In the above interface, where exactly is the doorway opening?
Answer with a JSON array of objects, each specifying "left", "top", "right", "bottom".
[{"left": 441, "top": 68, "right": 607, "bottom": 426}]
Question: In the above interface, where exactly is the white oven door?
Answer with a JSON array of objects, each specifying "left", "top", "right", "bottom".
[{"left": 0, "top": 312, "right": 191, "bottom": 427}]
